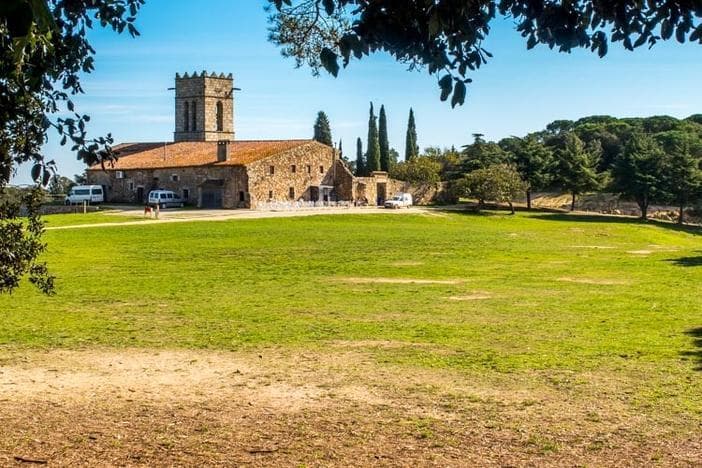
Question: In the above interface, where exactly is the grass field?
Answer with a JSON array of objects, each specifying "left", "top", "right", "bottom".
[{"left": 2, "top": 210, "right": 701, "bottom": 465}]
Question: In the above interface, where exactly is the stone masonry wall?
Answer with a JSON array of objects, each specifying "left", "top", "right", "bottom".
[
  {"left": 87, "top": 165, "right": 248, "bottom": 208},
  {"left": 174, "top": 72, "right": 235, "bottom": 142},
  {"left": 245, "top": 142, "right": 337, "bottom": 209}
]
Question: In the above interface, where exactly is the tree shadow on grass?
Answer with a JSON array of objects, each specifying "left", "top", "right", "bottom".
[
  {"left": 682, "top": 327, "right": 702, "bottom": 371},
  {"left": 529, "top": 212, "right": 702, "bottom": 236},
  {"left": 666, "top": 254, "right": 702, "bottom": 267}
]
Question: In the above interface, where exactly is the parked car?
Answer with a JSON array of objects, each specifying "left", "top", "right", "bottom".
[
  {"left": 384, "top": 193, "right": 413, "bottom": 209},
  {"left": 65, "top": 185, "right": 104, "bottom": 205},
  {"left": 148, "top": 190, "right": 184, "bottom": 208}
]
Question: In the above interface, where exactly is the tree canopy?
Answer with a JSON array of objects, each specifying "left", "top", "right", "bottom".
[
  {"left": 268, "top": 0, "right": 702, "bottom": 106},
  {"left": 313, "top": 111, "right": 333, "bottom": 146}
]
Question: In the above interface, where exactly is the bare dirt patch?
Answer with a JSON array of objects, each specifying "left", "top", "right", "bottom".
[
  {"left": 556, "top": 276, "right": 629, "bottom": 286},
  {"left": 627, "top": 250, "right": 654, "bottom": 255},
  {"left": 338, "top": 277, "right": 464, "bottom": 285},
  {"left": 0, "top": 349, "right": 699, "bottom": 466},
  {"left": 446, "top": 293, "right": 492, "bottom": 301},
  {"left": 389, "top": 261, "right": 424, "bottom": 267}
]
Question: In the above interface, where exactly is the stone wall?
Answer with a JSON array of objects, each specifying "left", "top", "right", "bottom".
[
  {"left": 87, "top": 165, "right": 249, "bottom": 209},
  {"left": 387, "top": 180, "right": 443, "bottom": 205},
  {"left": 246, "top": 141, "right": 337, "bottom": 209},
  {"left": 174, "top": 72, "right": 235, "bottom": 142}
]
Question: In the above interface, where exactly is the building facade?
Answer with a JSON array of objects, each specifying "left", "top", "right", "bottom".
[{"left": 88, "top": 71, "right": 433, "bottom": 209}]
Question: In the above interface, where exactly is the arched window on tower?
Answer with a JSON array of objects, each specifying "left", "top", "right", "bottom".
[
  {"left": 216, "top": 101, "right": 224, "bottom": 132},
  {"left": 184, "top": 101, "right": 190, "bottom": 132},
  {"left": 191, "top": 101, "right": 197, "bottom": 131}
]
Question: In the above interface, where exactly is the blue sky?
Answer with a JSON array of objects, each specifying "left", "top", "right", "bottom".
[{"left": 14, "top": 0, "right": 702, "bottom": 184}]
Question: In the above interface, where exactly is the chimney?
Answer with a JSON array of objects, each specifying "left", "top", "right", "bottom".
[{"left": 217, "top": 140, "right": 231, "bottom": 162}]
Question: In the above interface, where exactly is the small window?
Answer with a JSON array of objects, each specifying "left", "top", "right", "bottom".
[
  {"left": 239, "top": 191, "right": 245, "bottom": 202},
  {"left": 291, "top": 165, "right": 296, "bottom": 173},
  {"left": 269, "top": 166, "right": 275, "bottom": 175},
  {"left": 160, "top": 193, "right": 167, "bottom": 199},
  {"left": 183, "top": 189, "right": 189, "bottom": 200},
  {"left": 268, "top": 190, "right": 273, "bottom": 199},
  {"left": 289, "top": 187, "right": 295, "bottom": 199},
  {"left": 167, "top": 193, "right": 173, "bottom": 199},
  {"left": 216, "top": 101, "right": 224, "bottom": 132},
  {"left": 191, "top": 101, "right": 197, "bottom": 131},
  {"left": 184, "top": 102, "right": 190, "bottom": 132},
  {"left": 171, "top": 174, "right": 179, "bottom": 182},
  {"left": 128, "top": 182, "right": 134, "bottom": 191},
  {"left": 320, "top": 165, "right": 324, "bottom": 174},
  {"left": 92, "top": 188, "right": 102, "bottom": 195},
  {"left": 307, "top": 165, "right": 311, "bottom": 174}
]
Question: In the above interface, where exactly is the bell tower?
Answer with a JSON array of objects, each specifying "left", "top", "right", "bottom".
[{"left": 174, "top": 71, "right": 235, "bottom": 142}]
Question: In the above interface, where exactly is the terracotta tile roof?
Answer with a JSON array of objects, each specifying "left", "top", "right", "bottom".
[{"left": 89, "top": 140, "right": 318, "bottom": 170}]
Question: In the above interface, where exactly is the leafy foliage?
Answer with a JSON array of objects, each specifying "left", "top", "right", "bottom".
[
  {"left": 389, "top": 157, "right": 441, "bottom": 185},
  {"left": 365, "top": 103, "right": 380, "bottom": 172},
  {"left": 354, "top": 136, "right": 364, "bottom": 176},
  {"left": 0, "top": 0, "right": 144, "bottom": 294},
  {"left": 499, "top": 134, "right": 553, "bottom": 209},
  {"left": 611, "top": 133, "right": 666, "bottom": 219},
  {"left": 552, "top": 132, "right": 601, "bottom": 210},
  {"left": 378, "top": 105, "right": 390, "bottom": 172},
  {"left": 405, "top": 108, "right": 419, "bottom": 162},
  {"left": 458, "top": 164, "right": 527, "bottom": 213},
  {"left": 313, "top": 110, "right": 333, "bottom": 146},
  {"left": 268, "top": 0, "right": 702, "bottom": 106},
  {"left": 461, "top": 133, "right": 508, "bottom": 172}
]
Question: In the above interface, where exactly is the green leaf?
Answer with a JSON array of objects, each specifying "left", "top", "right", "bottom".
[
  {"left": 320, "top": 47, "right": 339, "bottom": 77},
  {"left": 438, "top": 74, "right": 452, "bottom": 101},
  {"left": 322, "top": 0, "right": 335, "bottom": 16},
  {"left": 451, "top": 80, "right": 466, "bottom": 108},
  {"left": 31, "top": 164, "right": 41, "bottom": 182}
]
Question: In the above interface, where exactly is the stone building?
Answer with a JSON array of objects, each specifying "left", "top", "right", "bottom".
[{"left": 88, "top": 71, "right": 432, "bottom": 209}]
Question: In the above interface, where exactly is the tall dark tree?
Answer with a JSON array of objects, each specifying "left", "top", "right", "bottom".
[
  {"left": 500, "top": 134, "right": 553, "bottom": 209},
  {"left": 355, "top": 137, "right": 365, "bottom": 176},
  {"left": 366, "top": 103, "right": 381, "bottom": 172},
  {"left": 461, "top": 133, "right": 507, "bottom": 172},
  {"left": 379, "top": 105, "right": 390, "bottom": 171},
  {"left": 554, "top": 132, "right": 601, "bottom": 211},
  {"left": 405, "top": 108, "right": 419, "bottom": 162},
  {"left": 313, "top": 111, "right": 333, "bottom": 146},
  {"left": 656, "top": 132, "right": 702, "bottom": 224},
  {"left": 268, "top": 1, "right": 702, "bottom": 107},
  {"left": 612, "top": 133, "right": 666, "bottom": 220}
]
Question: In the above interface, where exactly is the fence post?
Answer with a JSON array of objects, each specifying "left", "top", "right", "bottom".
[{"left": 83, "top": 200, "right": 87, "bottom": 214}]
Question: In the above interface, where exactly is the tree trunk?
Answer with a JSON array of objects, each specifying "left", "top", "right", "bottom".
[
  {"left": 526, "top": 189, "right": 532, "bottom": 210},
  {"left": 509, "top": 201, "right": 515, "bottom": 214},
  {"left": 679, "top": 203, "right": 685, "bottom": 225},
  {"left": 640, "top": 201, "right": 648, "bottom": 221},
  {"left": 570, "top": 192, "right": 576, "bottom": 211}
]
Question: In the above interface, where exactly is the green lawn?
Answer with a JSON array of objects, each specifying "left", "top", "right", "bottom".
[
  {"left": 41, "top": 209, "right": 146, "bottom": 227},
  {"left": 3, "top": 211, "right": 702, "bottom": 413}
]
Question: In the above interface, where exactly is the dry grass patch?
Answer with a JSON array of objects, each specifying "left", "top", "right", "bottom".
[
  {"left": 337, "top": 277, "right": 464, "bottom": 285},
  {"left": 446, "top": 293, "right": 492, "bottom": 301},
  {"left": 0, "top": 349, "right": 700, "bottom": 466},
  {"left": 556, "top": 276, "right": 629, "bottom": 286}
]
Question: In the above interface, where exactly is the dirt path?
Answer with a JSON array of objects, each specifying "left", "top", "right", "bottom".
[
  {"left": 1, "top": 348, "right": 699, "bottom": 466},
  {"left": 46, "top": 206, "right": 429, "bottom": 231}
]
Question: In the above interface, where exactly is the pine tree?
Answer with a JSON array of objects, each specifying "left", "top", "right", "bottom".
[
  {"left": 405, "top": 108, "right": 418, "bottom": 161},
  {"left": 313, "top": 111, "right": 333, "bottom": 146},
  {"left": 338, "top": 139, "right": 343, "bottom": 159},
  {"left": 379, "top": 105, "right": 390, "bottom": 171},
  {"left": 366, "top": 103, "right": 381, "bottom": 172},
  {"left": 355, "top": 137, "right": 365, "bottom": 176}
]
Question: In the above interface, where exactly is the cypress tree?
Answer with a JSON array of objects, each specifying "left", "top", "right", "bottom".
[
  {"left": 366, "top": 103, "right": 381, "bottom": 172},
  {"left": 405, "top": 108, "right": 418, "bottom": 161},
  {"left": 313, "top": 111, "right": 333, "bottom": 146},
  {"left": 355, "top": 137, "right": 365, "bottom": 176},
  {"left": 379, "top": 105, "right": 390, "bottom": 171}
]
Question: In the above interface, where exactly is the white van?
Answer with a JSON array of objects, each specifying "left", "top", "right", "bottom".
[
  {"left": 65, "top": 185, "right": 104, "bottom": 205},
  {"left": 148, "top": 190, "right": 184, "bottom": 209},
  {"left": 384, "top": 193, "right": 413, "bottom": 209}
]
